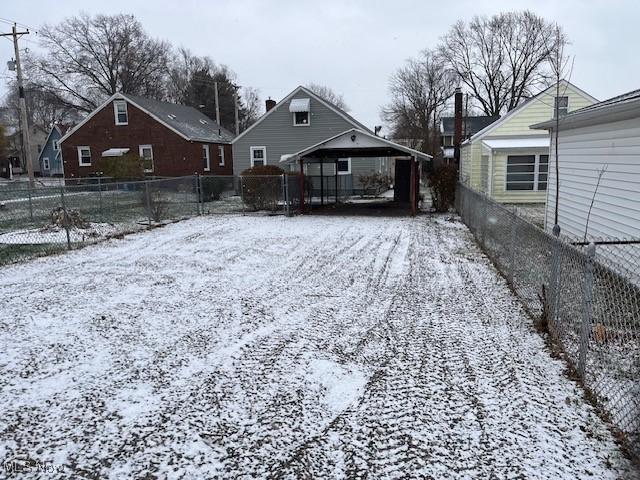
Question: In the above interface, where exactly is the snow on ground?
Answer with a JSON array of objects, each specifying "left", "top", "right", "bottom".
[{"left": 0, "top": 214, "right": 637, "bottom": 479}]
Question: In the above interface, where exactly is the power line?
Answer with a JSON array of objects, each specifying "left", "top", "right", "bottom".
[{"left": 0, "top": 17, "right": 38, "bottom": 33}]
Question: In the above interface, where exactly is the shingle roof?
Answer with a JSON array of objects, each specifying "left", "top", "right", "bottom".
[
  {"left": 122, "top": 94, "right": 235, "bottom": 143},
  {"left": 561, "top": 88, "right": 640, "bottom": 116},
  {"left": 441, "top": 115, "right": 500, "bottom": 136}
]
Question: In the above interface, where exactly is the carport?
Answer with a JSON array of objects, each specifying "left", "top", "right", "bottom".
[{"left": 281, "top": 128, "right": 431, "bottom": 216}]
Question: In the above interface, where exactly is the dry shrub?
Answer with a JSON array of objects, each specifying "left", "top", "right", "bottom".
[{"left": 429, "top": 164, "right": 457, "bottom": 212}]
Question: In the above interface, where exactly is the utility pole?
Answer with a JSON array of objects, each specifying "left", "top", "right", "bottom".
[
  {"left": 232, "top": 84, "right": 240, "bottom": 136},
  {"left": 214, "top": 81, "right": 221, "bottom": 126},
  {"left": 2, "top": 24, "right": 33, "bottom": 187}
]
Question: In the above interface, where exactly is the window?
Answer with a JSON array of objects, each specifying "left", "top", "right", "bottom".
[
  {"left": 337, "top": 158, "right": 351, "bottom": 175},
  {"left": 218, "top": 145, "right": 225, "bottom": 166},
  {"left": 77, "top": 146, "right": 91, "bottom": 166},
  {"left": 43, "top": 157, "right": 50, "bottom": 170},
  {"left": 250, "top": 146, "right": 266, "bottom": 167},
  {"left": 506, "top": 154, "right": 548, "bottom": 191},
  {"left": 139, "top": 145, "right": 154, "bottom": 173},
  {"left": 293, "top": 111, "right": 310, "bottom": 126},
  {"left": 202, "top": 145, "right": 210, "bottom": 171},
  {"left": 554, "top": 96, "right": 568, "bottom": 117},
  {"left": 53, "top": 140, "right": 59, "bottom": 151},
  {"left": 114, "top": 100, "right": 128, "bottom": 125}
]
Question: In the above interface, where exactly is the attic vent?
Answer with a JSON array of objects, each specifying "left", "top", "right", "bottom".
[
  {"left": 199, "top": 119, "right": 208, "bottom": 125},
  {"left": 167, "top": 114, "right": 177, "bottom": 120}
]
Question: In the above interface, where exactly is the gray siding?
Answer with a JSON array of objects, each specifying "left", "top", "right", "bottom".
[
  {"left": 233, "top": 91, "right": 376, "bottom": 175},
  {"left": 545, "top": 117, "right": 640, "bottom": 239}
]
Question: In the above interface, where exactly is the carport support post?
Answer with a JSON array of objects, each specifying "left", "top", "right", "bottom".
[
  {"left": 334, "top": 159, "right": 338, "bottom": 204},
  {"left": 320, "top": 159, "right": 324, "bottom": 206},
  {"left": 299, "top": 158, "right": 306, "bottom": 214},
  {"left": 410, "top": 156, "right": 417, "bottom": 216}
]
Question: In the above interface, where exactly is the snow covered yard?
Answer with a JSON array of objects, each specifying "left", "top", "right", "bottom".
[{"left": 0, "top": 214, "right": 637, "bottom": 479}]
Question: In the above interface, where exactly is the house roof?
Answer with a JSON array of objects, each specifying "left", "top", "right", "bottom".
[
  {"left": 440, "top": 115, "right": 500, "bottom": 136},
  {"left": 232, "top": 85, "right": 371, "bottom": 144},
  {"left": 531, "top": 88, "right": 640, "bottom": 130},
  {"left": 280, "top": 128, "right": 432, "bottom": 164},
  {"left": 464, "top": 80, "right": 599, "bottom": 145},
  {"left": 59, "top": 93, "right": 235, "bottom": 145}
]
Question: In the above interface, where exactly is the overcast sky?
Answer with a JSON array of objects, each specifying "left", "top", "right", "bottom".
[{"left": 1, "top": 0, "right": 637, "bottom": 133}]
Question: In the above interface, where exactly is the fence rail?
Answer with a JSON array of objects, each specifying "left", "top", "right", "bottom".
[{"left": 456, "top": 183, "right": 640, "bottom": 460}]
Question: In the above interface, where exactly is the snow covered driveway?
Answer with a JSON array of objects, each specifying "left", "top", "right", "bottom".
[{"left": 0, "top": 215, "right": 636, "bottom": 479}]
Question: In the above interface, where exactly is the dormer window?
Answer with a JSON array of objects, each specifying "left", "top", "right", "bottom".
[
  {"left": 114, "top": 100, "right": 128, "bottom": 125},
  {"left": 290, "top": 98, "right": 310, "bottom": 126}
]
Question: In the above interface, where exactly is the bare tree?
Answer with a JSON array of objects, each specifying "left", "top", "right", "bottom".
[
  {"left": 439, "top": 11, "right": 565, "bottom": 116},
  {"left": 306, "top": 83, "right": 350, "bottom": 111},
  {"left": 1, "top": 80, "right": 80, "bottom": 131},
  {"left": 28, "top": 13, "right": 171, "bottom": 113},
  {"left": 382, "top": 49, "right": 457, "bottom": 155},
  {"left": 547, "top": 24, "right": 572, "bottom": 226},
  {"left": 168, "top": 48, "right": 261, "bottom": 132}
]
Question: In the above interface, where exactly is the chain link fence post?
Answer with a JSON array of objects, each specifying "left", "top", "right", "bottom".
[
  {"left": 549, "top": 224, "right": 562, "bottom": 333},
  {"left": 240, "top": 176, "right": 245, "bottom": 216},
  {"left": 144, "top": 180, "right": 152, "bottom": 226},
  {"left": 508, "top": 208, "right": 517, "bottom": 286},
  {"left": 578, "top": 243, "right": 596, "bottom": 379},
  {"left": 98, "top": 176, "right": 103, "bottom": 222},
  {"left": 28, "top": 186, "right": 33, "bottom": 221},
  {"left": 60, "top": 185, "right": 71, "bottom": 250}
]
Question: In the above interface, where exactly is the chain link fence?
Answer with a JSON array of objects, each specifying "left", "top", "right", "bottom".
[
  {"left": 456, "top": 183, "right": 640, "bottom": 460},
  {"left": 0, "top": 174, "right": 302, "bottom": 266}
]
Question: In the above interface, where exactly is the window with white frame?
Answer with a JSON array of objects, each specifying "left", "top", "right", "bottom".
[
  {"left": 114, "top": 100, "right": 128, "bottom": 125},
  {"left": 554, "top": 96, "right": 568, "bottom": 117},
  {"left": 218, "top": 145, "right": 225, "bottom": 166},
  {"left": 53, "top": 140, "right": 59, "bottom": 151},
  {"left": 290, "top": 98, "right": 311, "bottom": 126},
  {"left": 506, "top": 154, "right": 549, "bottom": 191},
  {"left": 43, "top": 157, "right": 50, "bottom": 170},
  {"left": 202, "top": 145, "right": 210, "bottom": 171},
  {"left": 337, "top": 158, "right": 351, "bottom": 175},
  {"left": 250, "top": 146, "right": 266, "bottom": 167},
  {"left": 77, "top": 146, "right": 91, "bottom": 166},
  {"left": 139, "top": 145, "right": 154, "bottom": 173}
]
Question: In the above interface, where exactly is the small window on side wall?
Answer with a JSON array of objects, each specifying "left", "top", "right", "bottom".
[
  {"left": 554, "top": 96, "right": 568, "bottom": 117},
  {"left": 218, "top": 146, "right": 225, "bottom": 166},
  {"left": 337, "top": 158, "right": 351, "bottom": 175},
  {"left": 250, "top": 146, "right": 266, "bottom": 167},
  {"left": 202, "top": 145, "right": 210, "bottom": 171},
  {"left": 139, "top": 145, "right": 154, "bottom": 173},
  {"left": 77, "top": 146, "right": 91, "bottom": 166},
  {"left": 293, "top": 111, "right": 309, "bottom": 126},
  {"left": 114, "top": 100, "right": 128, "bottom": 125}
]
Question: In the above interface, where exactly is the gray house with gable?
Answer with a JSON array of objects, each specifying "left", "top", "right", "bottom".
[{"left": 232, "top": 85, "right": 392, "bottom": 194}]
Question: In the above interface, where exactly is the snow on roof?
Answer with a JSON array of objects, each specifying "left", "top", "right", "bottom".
[{"left": 481, "top": 138, "right": 550, "bottom": 150}]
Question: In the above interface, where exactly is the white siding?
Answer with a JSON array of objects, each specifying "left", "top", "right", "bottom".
[{"left": 545, "top": 117, "right": 640, "bottom": 239}]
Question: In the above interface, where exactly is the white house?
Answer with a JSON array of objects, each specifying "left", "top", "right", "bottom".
[{"left": 531, "top": 88, "right": 640, "bottom": 240}]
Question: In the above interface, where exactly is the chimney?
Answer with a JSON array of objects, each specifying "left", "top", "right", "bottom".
[
  {"left": 265, "top": 97, "right": 276, "bottom": 112},
  {"left": 453, "top": 87, "right": 463, "bottom": 165}
]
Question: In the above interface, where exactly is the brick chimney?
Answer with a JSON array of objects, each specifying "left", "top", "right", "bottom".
[
  {"left": 453, "top": 87, "right": 463, "bottom": 165},
  {"left": 265, "top": 98, "right": 276, "bottom": 112}
]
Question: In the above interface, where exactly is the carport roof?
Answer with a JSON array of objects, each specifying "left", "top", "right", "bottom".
[{"left": 280, "top": 129, "right": 432, "bottom": 164}]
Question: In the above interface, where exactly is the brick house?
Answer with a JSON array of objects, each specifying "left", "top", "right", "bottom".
[{"left": 59, "top": 93, "right": 234, "bottom": 178}]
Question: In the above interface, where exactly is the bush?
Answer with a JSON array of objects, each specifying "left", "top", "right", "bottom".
[
  {"left": 240, "top": 165, "right": 285, "bottom": 211},
  {"left": 140, "top": 188, "right": 169, "bottom": 222},
  {"left": 201, "top": 176, "right": 232, "bottom": 202},
  {"left": 98, "top": 154, "right": 145, "bottom": 180},
  {"left": 429, "top": 164, "right": 458, "bottom": 212},
  {"left": 358, "top": 173, "right": 392, "bottom": 197}
]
